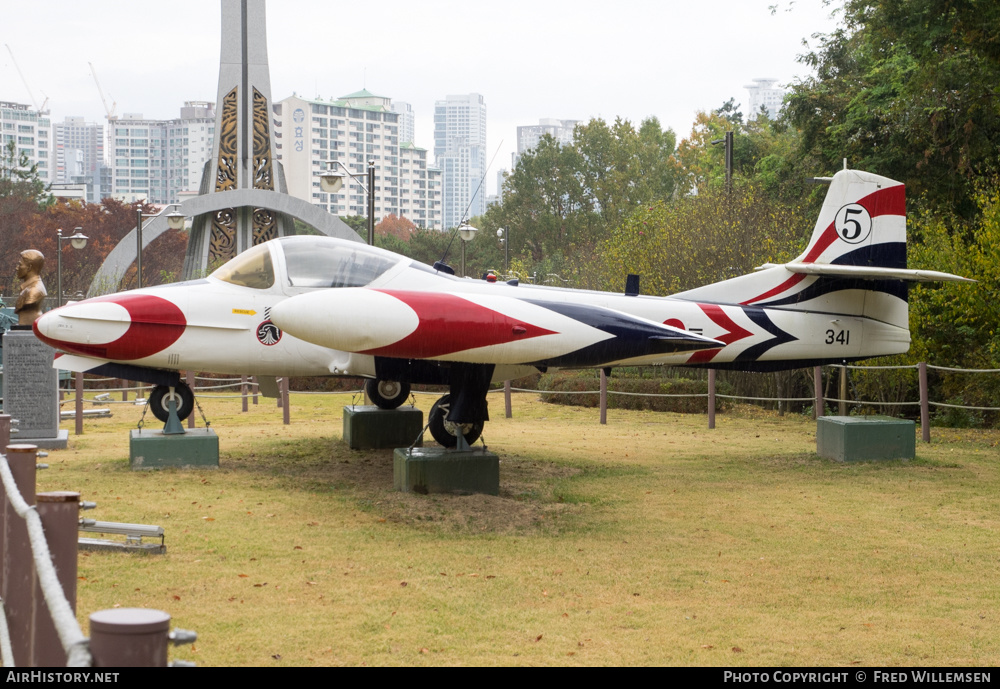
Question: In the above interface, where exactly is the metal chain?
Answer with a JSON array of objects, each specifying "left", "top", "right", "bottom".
[
  {"left": 194, "top": 395, "right": 211, "bottom": 429},
  {"left": 137, "top": 398, "right": 149, "bottom": 430}
]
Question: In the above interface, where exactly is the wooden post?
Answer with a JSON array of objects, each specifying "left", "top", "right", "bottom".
[
  {"left": 839, "top": 365, "right": 848, "bottom": 416},
  {"left": 90, "top": 608, "right": 171, "bottom": 667},
  {"left": 282, "top": 377, "right": 290, "bottom": 425},
  {"left": 252, "top": 376, "right": 259, "bottom": 405},
  {"left": 75, "top": 371, "right": 84, "bottom": 436},
  {"left": 0, "top": 414, "right": 10, "bottom": 448},
  {"left": 599, "top": 369, "right": 608, "bottom": 425},
  {"left": 122, "top": 379, "right": 129, "bottom": 402},
  {"left": 3, "top": 444, "right": 38, "bottom": 666},
  {"left": 504, "top": 380, "right": 512, "bottom": 419},
  {"left": 241, "top": 375, "right": 249, "bottom": 413},
  {"left": 707, "top": 369, "right": 716, "bottom": 429},
  {"left": 814, "top": 366, "right": 823, "bottom": 419},
  {"left": 919, "top": 362, "right": 930, "bottom": 443},
  {"left": 33, "top": 492, "right": 79, "bottom": 667},
  {"left": 186, "top": 371, "right": 196, "bottom": 429}
]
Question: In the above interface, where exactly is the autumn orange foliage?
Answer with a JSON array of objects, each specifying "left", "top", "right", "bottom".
[
  {"left": 1, "top": 198, "right": 188, "bottom": 299},
  {"left": 375, "top": 213, "right": 417, "bottom": 241}
]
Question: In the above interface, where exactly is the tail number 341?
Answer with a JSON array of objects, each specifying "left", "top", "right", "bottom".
[{"left": 825, "top": 329, "right": 850, "bottom": 345}]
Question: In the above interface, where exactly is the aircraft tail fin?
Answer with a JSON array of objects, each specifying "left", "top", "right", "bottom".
[{"left": 673, "top": 170, "right": 969, "bottom": 330}]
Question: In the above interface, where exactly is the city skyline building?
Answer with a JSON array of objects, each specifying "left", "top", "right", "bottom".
[
  {"left": 513, "top": 117, "right": 579, "bottom": 168},
  {"left": 273, "top": 89, "right": 442, "bottom": 229},
  {"left": 52, "top": 116, "right": 105, "bottom": 203},
  {"left": 434, "top": 93, "right": 487, "bottom": 229},
  {"left": 1, "top": 100, "right": 52, "bottom": 183},
  {"left": 744, "top": 78, "right": 785, "bottom": 119},
  {"left": 390, "top": 101, "right": 415, "bottom": 145},
  {"left": 109, "top": 102, "right": 216, "bottom": 204},
  {"left": 53, "top": 116, "right": 105, "bottom": 202}
]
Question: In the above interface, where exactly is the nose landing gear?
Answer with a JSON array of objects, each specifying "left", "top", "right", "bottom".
[{"left": 148, "top": 382, "right": 194, "bottom": 423}]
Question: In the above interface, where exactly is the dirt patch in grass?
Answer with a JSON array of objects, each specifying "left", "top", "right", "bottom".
[{"left": 222, "top": 436, "right": 585, "bottom": 534}]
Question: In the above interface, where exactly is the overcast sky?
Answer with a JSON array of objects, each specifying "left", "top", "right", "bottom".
[{"left": 2, "top": 0, "right": 842, "bottom": 196}]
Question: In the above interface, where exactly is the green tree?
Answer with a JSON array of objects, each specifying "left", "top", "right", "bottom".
[
  {"left": 785, "top": 0, "right": 1000, "bottom": 213},
  {"left": 0, "top": 139, "right": 51, "bottom": 206},
  {"left": 339, "top": 215, "right": 368, "bottom": 235},
  {"left": 481, "top": 116, "right": 679, "bottom": 281},
  {"left": 594, "top": 183, "right": 807, "bottom": 296},
  {"left": 1, "top": 139, "right": 53, "bottom": 296}
]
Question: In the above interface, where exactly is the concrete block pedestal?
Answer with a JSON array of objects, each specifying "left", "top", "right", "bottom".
[
  {"left": 393, "top": 447, "right": 499, "bottom": 495},
  {"left": 343, "top": 405, "right": 423, "bottom": 450},
  {"left": 817, "top": 416, "right": 916, "bottom": 462},
  {"left": 130, "top": 428, "right": 219, "bottom": 470}
]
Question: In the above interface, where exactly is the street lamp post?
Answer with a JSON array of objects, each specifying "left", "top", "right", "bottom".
[
  {"left": 459, "top": 223, "right": 479, "bottom": 277},
  {"left": 56, "top": 227, "right": 88, "bottom": 308},
  {"left": 319, "top": 160, "right": 376, "bottom": 245},
  {"left": 135, "top": 204, "right": 185, "bottom": 289},
  {"left": 710, "top": 131, "right": 734, "bottom": 194}
]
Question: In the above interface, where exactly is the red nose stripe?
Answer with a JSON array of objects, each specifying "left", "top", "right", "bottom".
[
  {"left": 35, "top": 294, "right": 186, "bottom": 360},
  {"left": 360, "top": 290, "right": 555, "bottom": 359}
]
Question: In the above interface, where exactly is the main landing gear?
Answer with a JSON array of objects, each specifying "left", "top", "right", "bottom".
[
  {"left": 148, "top": 382, "right": 195, "bottom": 423},
  {"left": 368, "top": 361, "right": 494, "bottom": 448},
  {"left": 365, "top": 378, "right": 411, "bottom": 410},
  {"left": 428, "top": 394, "right": 484, "bottom": 448}
]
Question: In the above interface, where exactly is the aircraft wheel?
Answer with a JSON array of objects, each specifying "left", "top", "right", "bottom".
[
  {"left": 428, "top": 394, "right": 484, "bottom": 448},
  {"left": 148, "top": 383, "right": 194, "bottom": 423},
  {"left": 365, "top": 379, "right": 411, "bottom": 410}
]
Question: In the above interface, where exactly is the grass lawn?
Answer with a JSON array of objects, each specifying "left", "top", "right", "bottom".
[{"left": 36, "top": 390, "right": 1000, "bottom": 666}]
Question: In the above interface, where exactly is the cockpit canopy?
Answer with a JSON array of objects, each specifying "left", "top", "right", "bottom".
[{"left": 210, "top": 236, "right": 403, "bottom": 291}]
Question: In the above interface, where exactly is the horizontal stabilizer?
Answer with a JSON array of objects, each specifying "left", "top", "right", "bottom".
[{"left": 757, "top": 262, "right": 974, "bottom": 283}]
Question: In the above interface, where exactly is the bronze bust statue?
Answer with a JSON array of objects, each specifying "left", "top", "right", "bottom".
[{"left": 15, "top": 250, "right": 47, "bottom": 325}]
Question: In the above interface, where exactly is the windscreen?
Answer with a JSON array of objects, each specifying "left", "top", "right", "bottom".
[
  {"left": 281, "top": 239, "right": 399, "bottom": 288},
  {"left": 210, "top": 243, "right": 275, "bottom": 289}
]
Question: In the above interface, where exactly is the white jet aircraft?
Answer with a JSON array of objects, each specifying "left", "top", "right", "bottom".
[{"left": 35, "top": 170, "right": 969, "bottom": 446}]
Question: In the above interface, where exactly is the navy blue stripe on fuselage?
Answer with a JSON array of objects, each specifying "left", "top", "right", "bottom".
[
  {"left": 734, "top": 306, "right": 798, "bottom": 362},
  {"left": 755, "top": 276, "right": 907, "bottom": 308},
  {"left": 524, "top": 300, "right": 719, "bottom": 367}
]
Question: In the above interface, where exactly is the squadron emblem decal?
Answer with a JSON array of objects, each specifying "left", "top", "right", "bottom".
[{"left": 257, "top": 307, "right": 282, "bottom": 346}]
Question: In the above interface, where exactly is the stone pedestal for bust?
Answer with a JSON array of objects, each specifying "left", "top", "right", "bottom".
[{"left": 1, "top": 327, "right": 67, "bottom": 449}]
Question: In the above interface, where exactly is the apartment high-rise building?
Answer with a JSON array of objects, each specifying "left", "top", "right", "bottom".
[
  {"left": 398, "top": 142, "right": 441, "bottom": 229},
  {"left": 109, "top": 102, "right": 215, "bottom": 204},
  {"left": 744, "top": 78, "right": 785, "bottom": 119},
  {"left": 1, "top": 101, "right": 52, "bottom": 183},
  {"left": 390, "top": 101, "right": 415, "bottom": 145},
  {"left": 513, "top": 117, "right": 579, "bottom": 169},
  {"left": 273, "top": 89, "right": 442, "bottom": 229},
  {"left": 53, "top": 116, "right": 104, "bottom": 203},
  {"left": 434, "top": 93, "right": 487, "bottom": 230}
]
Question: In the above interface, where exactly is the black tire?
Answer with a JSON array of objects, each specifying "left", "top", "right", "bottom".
[
  {"left": 365, "top": 379, "right": 411, "bottom": 409},
  {"left": 148, "top": 383, "right": 194, "bottom": 423},
  {"left": 428, "top": 394, "right": 484, "bottom": 448}
]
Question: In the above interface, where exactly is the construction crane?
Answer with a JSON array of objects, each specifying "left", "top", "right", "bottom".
[
  {"left": 88, "top": 62, "right": 117, "bottom": 121},
  {"left": 5, "top": 44, "right": 49, "bottom": 113}
]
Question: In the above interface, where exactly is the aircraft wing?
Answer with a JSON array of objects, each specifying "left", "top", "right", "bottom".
[
  {"left": 52, "top": 353, "right": 115, "bottom": 374},
  {"left": 758, "top": 262, "right": 974, "bottom": 283},
  {"left": 269, "top": 288, "right": 723, "bottom": 368}
]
